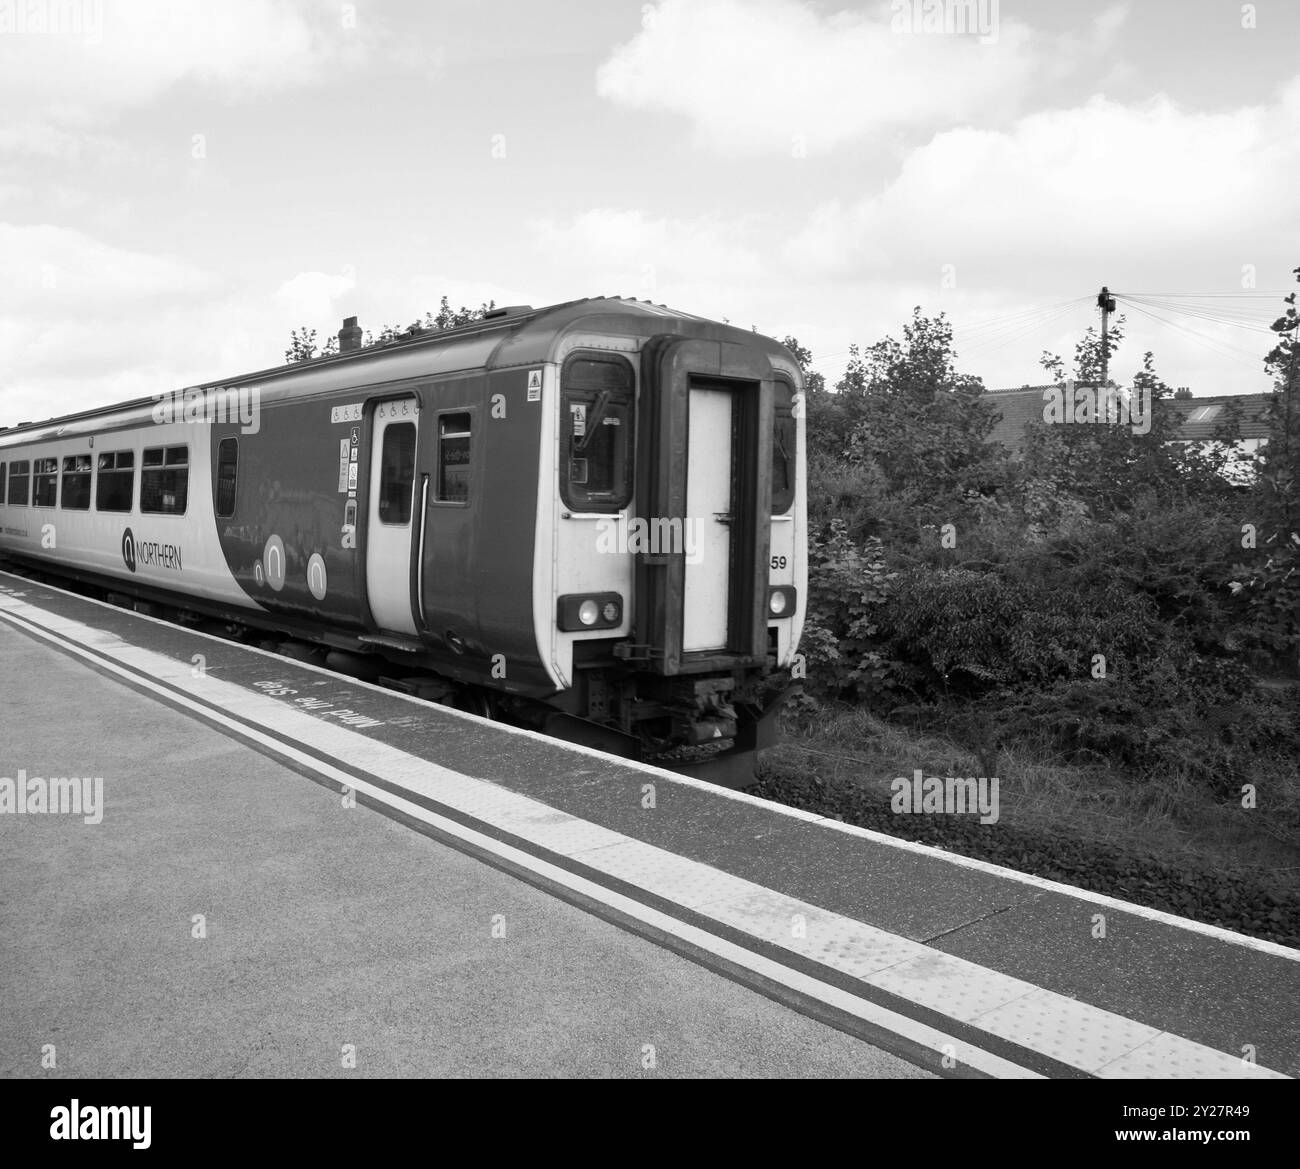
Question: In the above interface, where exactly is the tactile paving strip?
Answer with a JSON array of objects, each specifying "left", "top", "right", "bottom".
[{"left": 1096, "top": 1032, "right": 1276, "bottom": 1079}]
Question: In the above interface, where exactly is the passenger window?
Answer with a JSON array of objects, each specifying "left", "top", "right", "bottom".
[
  {"left": 378, "top": 421, "right": 416, "bottom": 524},
  {"left": 0, "top": 463, "right": 5, "bottom": 505},
  {"left": 96, "top": 451, "right": 135, "bottom": 512},
  {"left": 560, "top": 356, "right": 634, "bottom": 512},
  {"left": 33, "top": 457, "right": 58, "bottom": 507},
  {"left": 216, "top": 438, "right": 238, "bottom": 518},
  {"left": 61, "top": 454, "right": 92, "bottom": 510},
  {"left": 772, "top": 381, "right": 796, "bottom": 515},
  {"left": 8, "top": 460, "right": 30, "bottom": 506},
  {"left": 437, "top": 413, "right": 471, "bottom": 503},
  {"left": 141, "top": 445, "right": 188, "bottom": 514}
]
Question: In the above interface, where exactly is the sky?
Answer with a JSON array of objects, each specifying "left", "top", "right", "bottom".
[{"left": 2, "top": 0, "right": 1299, "bottom": 427}]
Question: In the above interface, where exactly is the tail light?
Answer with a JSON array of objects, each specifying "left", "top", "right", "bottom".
[
  {"left": 767, "top": 585, "right": 797, "bottom": 619},
  {"left": 558, "top": 592, "right": 623, "bottom": 631}
]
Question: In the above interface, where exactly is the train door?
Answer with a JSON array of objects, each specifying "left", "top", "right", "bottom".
[
  {"left": 682, "top": 383, "right": 733, "bottom": 652},
  {"left": 365, "top": 396, "right": 420, "bottom": 635},
  {"left": 419, "top": 405, "right": 478, "bottom": 653}
]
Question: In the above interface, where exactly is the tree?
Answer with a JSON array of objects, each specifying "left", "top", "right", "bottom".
[
  {"left": 839, "top": 308, "right": 1000, "bottom": 503},
  {"left": 1039, "top": 314, "right": 1127, "bottom": 386},
  {"left": 794, "top": 309, "right": 1003, "bottom": 544},
  {"left": 285, "top": 295, "right": 496, "bottom": 363},
  {"left": 1229, "top": 268, "right": 1300, "bottom": 668},
  {"left": 780, "top": 336, "right": 825, "bottom": 395},
  {"left": 1025, "top": 317, "right": 1238, "bottom": 515},
  {"left": 1258, "top": 267, "right": 1300, "bottom": 536},
  {"left": 284, "top": 326, "right": 336, "bottom": 364}
]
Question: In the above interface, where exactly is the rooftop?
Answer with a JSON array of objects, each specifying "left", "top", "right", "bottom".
[{"left": 980, "top": 385, "right": 1276, "bottom": 450}]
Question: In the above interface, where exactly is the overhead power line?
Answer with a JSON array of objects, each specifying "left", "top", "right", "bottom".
[
  {"left": 960, "top": 301, "right": 1089, "bottom": 359},
  {"left": 1117, "top": 293, "right": 1279, "bottom": 334},
  {"left": 806, "top": 286, "right": 1294, "bottom": 385},
  {"left": 1117, "top": 299, "right": 1267, "bottom": 373}
]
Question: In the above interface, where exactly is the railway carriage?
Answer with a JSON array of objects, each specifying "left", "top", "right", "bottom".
[{"left": 0, "top": 297, "right": 806, "bottom": 786}]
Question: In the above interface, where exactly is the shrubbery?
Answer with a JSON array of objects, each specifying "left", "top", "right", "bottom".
[{"left": 790, "top": 278, "right": 1300, "bottom": 818}]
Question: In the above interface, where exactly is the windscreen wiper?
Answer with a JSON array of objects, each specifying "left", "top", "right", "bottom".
[{"left": 573, "top": 389, "right": 611, "bottom": 453}]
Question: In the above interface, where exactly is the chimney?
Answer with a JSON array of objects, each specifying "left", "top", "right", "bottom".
[
  {"left": 338, "top": 316, "right": 362, "bottom": 352},
  {"left": 1174, "top": 386, "right": 1192, "bottom": 399}
]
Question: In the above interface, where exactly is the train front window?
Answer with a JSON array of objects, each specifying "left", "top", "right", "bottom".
[
  {"left": 33, "top": 457, "right": 57, "bottom": 507},
  {"left": 378, "top": 421, "right": 416, "bottom": 524},
  {"left": 561, "top": 355, "right": 634, "bottom": 513},
  {"left": 61, "top": 454, "right": 92, "bottom": 510}
]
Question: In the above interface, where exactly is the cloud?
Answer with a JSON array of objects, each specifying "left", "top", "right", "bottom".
[
  {"left": 0, "top": 224, "right": 231, "bottom": 423},
  {"left": 530, "top": 207, "right": 772, "bottom": 317},
  {"left": 0, "top": 237, "right": 541, "bottom": 427},
  {"left": 784, "top": 83, "right": 1300, "bottom": 287},
  {"left": 274, "top": 270, "right": 358, "bottom": 326},
  {"left": 0, "top": 122, "right": 130, "bottom": 163},
  {"left": 596, "top": 0, "right": 1038, "bottom": 154},
  {"left": 0, "top": 0, "right": 370, "bottom": 129},
  {"left": 0, "top": 305, "right": 247, "bottom": 426},
  {"left": 404, "top": 274, "right": 530, "bottom": 316},
  {"left": 0, "top": 224, "right": 217, "bottom": 310},
  {"left": 521, "top": 73, "right": 1300, "bottom": 398},
  {"left": 1089, "top": 2, "right": 1130, "bottom": 50}
]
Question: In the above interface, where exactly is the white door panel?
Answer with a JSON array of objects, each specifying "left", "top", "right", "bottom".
[
  {"left": 683, "top": 386, "right": 732, "bottom": 652},
  {"left": 366, "top": 397, "right": 419, "bottom": 634}
]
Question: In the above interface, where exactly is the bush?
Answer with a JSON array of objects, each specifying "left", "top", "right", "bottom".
[
  {"left": 977, "top": 656, "right": 1299, "bottom": 800},
  {"left": 877, "top": 567, "right": 1167, "bottom": 698},
  {"left": 800, "top": 521, "right": 900, "bottom": 703}
]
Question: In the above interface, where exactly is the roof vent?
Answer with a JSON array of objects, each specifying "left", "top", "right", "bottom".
[
  {"left": 338, "top": 316, "right": 363, "bottom": 352},
  {"left": 481, "top": 305, "right": 533, "bottom": 320}
]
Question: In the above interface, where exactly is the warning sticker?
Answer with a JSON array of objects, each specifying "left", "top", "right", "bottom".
[
  {"left": 571, "top": 402, "right": 586, "bottom": 437},
  {"left": 527, "top": 369, "right": 542, "bottom": 402},
  {"left": 347, "top": 462, "right": 359, "bottom": 490},
  {"left": 337, "top": 439, "right": 349, "bottom": 492}
]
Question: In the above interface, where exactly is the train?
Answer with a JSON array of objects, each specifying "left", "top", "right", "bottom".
[{"left": 0, "top": 297, "right": 807, "bottom": 786}]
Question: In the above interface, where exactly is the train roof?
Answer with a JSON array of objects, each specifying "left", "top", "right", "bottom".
[{"left": 0, "top": 297, "right": 796, "bottom": 443}]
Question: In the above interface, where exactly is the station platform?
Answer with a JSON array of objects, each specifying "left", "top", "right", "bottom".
[{"left": 0, "top": 569, "right": 1295, "bottom": 1079}]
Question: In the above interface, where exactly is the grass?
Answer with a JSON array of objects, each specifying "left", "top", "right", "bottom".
[{"left": 761, "top": 704, "right": 1300, "bottom": 886}]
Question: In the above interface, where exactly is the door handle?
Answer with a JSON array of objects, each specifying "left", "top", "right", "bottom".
[{"left": 414, "top": 474, "right": 430, "bottom": 628}]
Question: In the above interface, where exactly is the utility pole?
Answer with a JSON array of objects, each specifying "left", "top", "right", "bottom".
[{"left": 1097, "top": 285, "right": 1116, "bottom": 387}]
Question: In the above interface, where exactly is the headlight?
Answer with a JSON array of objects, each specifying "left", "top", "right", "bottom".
[
  {"left": 558, "top": 593, "right": 623, "bottom": 632},
  {"left": 768, "top": 585, "right": 797, "bottom": 619}
]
